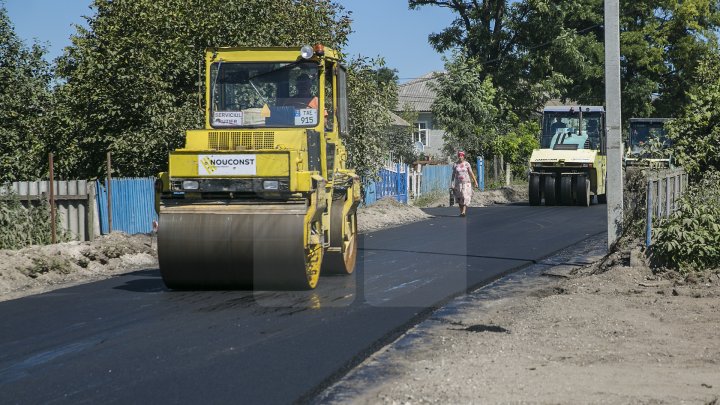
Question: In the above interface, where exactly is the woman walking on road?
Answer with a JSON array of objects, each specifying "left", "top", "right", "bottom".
[{"left": 451, "top": 151, "right": 479, "bottom": 217}]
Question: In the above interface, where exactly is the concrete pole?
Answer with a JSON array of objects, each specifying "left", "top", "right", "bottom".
[{"left": 605, "top": 0, "right": 623, "bottom": 248}]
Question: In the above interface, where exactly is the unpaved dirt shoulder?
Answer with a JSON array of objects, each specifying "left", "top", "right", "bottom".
[
  {"left": 357, "top": 197, "right": 431, "bottom": 233},
  {"left": 319, "top": 236, "right": 720, "bottom": 405},
  {"left": 0, "top": 233, "right": 157, "bottom": 302}
]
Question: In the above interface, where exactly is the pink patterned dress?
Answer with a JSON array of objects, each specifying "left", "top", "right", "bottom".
[{"left": 453, "top": 161, "right": 473, "bottom": 205}]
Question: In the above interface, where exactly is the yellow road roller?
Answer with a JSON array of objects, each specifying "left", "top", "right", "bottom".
[
  {"left": 155, "top": 45, "right": 360, "bottom": 290},
  {"left": 528, "top": 106, "right": 607, "bottom": 206}
]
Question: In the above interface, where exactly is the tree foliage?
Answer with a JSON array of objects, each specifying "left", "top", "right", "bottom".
[
  {"left": 431, "top": 52, "right": 515, "bottom": 160},
  {"left": 373, "top": 67, "right": 399, "bottom": 87},
  {"left": 393, "top": 107, "right": 419, "bottom": 164},
  {"left": 653, "top": 170, "right": 720, "bottom": 273},
  {"left": 665, "top": 53, "right": 720, "bottom": 175},
  {"left": 0, "top": 5, "right": 53, "bottom": 184},
  {"left": 344, "top": 57, "right": 404, "bottom": 180},
  {"left": 492, "top": 120, "right": 540, "bottom": 177},
  {"left": 52, "top": 0, "right": 352, "bottom": 178},
  {"left": 410, "top": 0, "right": 720, "bottom": 122}
]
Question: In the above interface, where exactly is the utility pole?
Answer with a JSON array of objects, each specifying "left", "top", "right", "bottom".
[{"left": 605, "top": 0, "right": 623, "bottom": 248}]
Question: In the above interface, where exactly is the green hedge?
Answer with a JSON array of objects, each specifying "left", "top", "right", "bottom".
[
  {"left": 652, "top": 171, "right": 720, "bottom": 273},
  {"left": 0, "top": 194, "right": 64, "bottom": 250}
]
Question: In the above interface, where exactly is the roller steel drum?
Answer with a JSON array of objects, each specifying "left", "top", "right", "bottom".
[{"left": 157, "top": 202, "right": 323, "bottom": 290}]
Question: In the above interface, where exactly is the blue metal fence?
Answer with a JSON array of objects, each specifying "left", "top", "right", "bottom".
[
  {"left": 97, "top": 169, "right": 413, "bottom": 231},
  {"left": 476, "top": 157, "right": 485, "bottom": 191},
  {"left": 420, "top": 164, "right": 453, "bottom": 195},
  {"left": 96, "top": 177, "right": 158, "bottom": 235},
  {"left": 363, "top": 163, "right": 408, "bottom": 206}
]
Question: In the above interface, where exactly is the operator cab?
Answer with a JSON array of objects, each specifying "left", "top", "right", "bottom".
[
  {"left": 628, "top": 118, "right": 670, "bottom": 157},
  {"left": 208, "top": 45, "right": 346, "bottom": 133},
  {"left": 541, "top": 106, "right": 605, "bottom": 152}
]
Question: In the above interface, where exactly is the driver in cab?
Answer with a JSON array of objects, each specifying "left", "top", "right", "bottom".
[{"left": 279, "top": 73, "right": 319, "bottom": 109}]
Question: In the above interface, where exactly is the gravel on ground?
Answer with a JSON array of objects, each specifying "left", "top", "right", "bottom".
[
  {"left": 0, "top": 232, "right": 156, "bottom": 302},
  {"left": 318, "top": 237, "right": 720, "bottom": 405}
]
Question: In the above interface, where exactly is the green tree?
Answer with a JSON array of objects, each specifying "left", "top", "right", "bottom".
[
  {"left": 0, "top": 5, "right": 53, "bottom": 183},
  {"left": 665, "top": 54, "right": 720, "bottom": 175},
  {"left": 394, "top": 106, "right": 419, "bottom": 164},
  {"left": 410, "top": 0, "right": 720, "bottom": 122},
  {"left": 345, "top": 57, "right": 403, "bottom": 179},
  {"left": 492, "top": 120, "right": 540, "bottom": 177},
  {"left": 409, "top": 0, "right": 569, "bottom": 118},
  {"left": 52, "top": 0, "right": 352, "bottom": 178},
  {"left": 373, "top": 66, "right": 399, "bottom": 86},
  {"left": 431, "top": 52, "right": 514, "bottom": 160}
]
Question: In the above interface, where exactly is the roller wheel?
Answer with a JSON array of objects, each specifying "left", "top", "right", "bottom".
[
  {"left": 322, "top": 197, "right": 358, "bottom": 275},
  {"left": 157, "top": 202, "right": 324, "bottom": 290},
  {"left": 576, "top": 175, "right": 591, "bottom": 207},
  {"left": 544, "top": 175, "right": 557, "bottom": 206},
  {"left": 559, "top": 176, "right": 574, "bottom": 205},
  {"left": 529, "top": 174, "right": 541, "bottom": 206}
]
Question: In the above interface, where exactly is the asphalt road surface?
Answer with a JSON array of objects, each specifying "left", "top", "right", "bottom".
[{"left": 0, "top": 203, "right": 606, "bottom": 404}]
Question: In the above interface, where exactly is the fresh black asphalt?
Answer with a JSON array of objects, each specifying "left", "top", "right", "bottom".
[{"left": 0, "top": 203, "right": 606, "bottom": 404}]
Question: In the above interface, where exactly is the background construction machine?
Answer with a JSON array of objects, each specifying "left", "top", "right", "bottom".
[
  {"left": 624, "top": 118, "right": 672, "bottom": 168},
  {"left": 155, "top": 45, "right": 360, "bottom": 290},
  {"left": 528, "top": 106, "right": 607, "bottom": 206}
]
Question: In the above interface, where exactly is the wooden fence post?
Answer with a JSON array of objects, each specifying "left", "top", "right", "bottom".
[
  {"left": 493, "top": 155, "right": 499, "bottom": 182},
  {"left": 49, "top": 153, "right": 56, "bottom": 244},
  {"left": 500, "top": 154, "right": 505, "bottom": 181}
]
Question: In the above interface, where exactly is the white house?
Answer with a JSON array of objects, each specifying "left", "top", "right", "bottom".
[{"left": 396, "top": 72, "right": 446, "bottom": 160}]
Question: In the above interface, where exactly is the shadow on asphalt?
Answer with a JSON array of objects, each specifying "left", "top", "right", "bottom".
[
  {"left": 112, "top": 268, "right": 166, "bottom": 293},
  {"left": 125, "top": 269, "right": 160, "bottom": 277},
  {"left": 113, "top": 278, "right": 166, "bottom": 293}
]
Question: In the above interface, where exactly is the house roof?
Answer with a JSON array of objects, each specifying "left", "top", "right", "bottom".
[
  {"left": 396, "top": 72, "right": 442, "bottom": 112},
  {"left": 389, "top": 111, "right": 410, "bottom": 127}
]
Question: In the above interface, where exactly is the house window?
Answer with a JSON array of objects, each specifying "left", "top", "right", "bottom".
[{"left": 413, "top": 122, "right": 428, "bottom": 146}]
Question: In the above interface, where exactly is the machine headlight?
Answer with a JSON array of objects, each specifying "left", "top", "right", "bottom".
[
  {"left": 300, "top": 45, "right": 314, "bottom": 60},
  {"left": 263, "top": 180, "right": 279, "bottom": 190},
  {"left": 182, "top": 180, "right": 199, "bottom": 190}
]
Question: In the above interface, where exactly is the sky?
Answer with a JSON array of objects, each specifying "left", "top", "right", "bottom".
[{"left": 4, "top": 0, "right": 456, "bottom": 82}]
